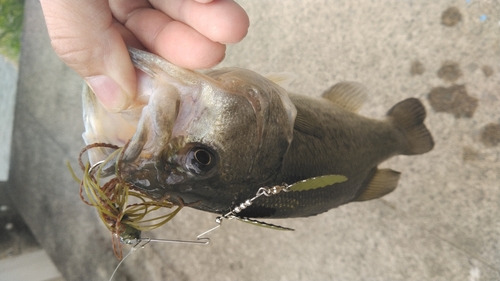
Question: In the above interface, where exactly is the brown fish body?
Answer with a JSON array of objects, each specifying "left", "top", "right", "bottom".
[
  {"left": 240, "top": 93, "right": 432, "bottom": 218},
  {"left": 83, "top": 48, "right": 434, "bottom": 219}
]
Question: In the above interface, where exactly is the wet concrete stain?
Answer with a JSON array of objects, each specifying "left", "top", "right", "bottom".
[
  {"left": 427, "top": 85, "right": 478, "bottom": 118},
  {"left": 481, "top": 65, "right": 494, "bottom": 77},
  {"left": 462, "top": 146, "right": 481, "bottom": 162},
  {"left": 410, "top": 60, "right": 425, "bottom": 76},
  {"left": 441, "top": 7, "right": 462, "bottom": 27},
  {"left": 480, "top": 123, "right": 500, "bottom": 147},
  {"left": 437, "top": 61, "right": 463, "bottom": 82}
]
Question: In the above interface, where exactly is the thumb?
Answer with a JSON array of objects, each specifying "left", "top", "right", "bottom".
[{"left": 40, "top": 0, "right": 136, "bottom": 112}]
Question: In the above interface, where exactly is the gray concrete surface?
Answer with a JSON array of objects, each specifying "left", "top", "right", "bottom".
[
  {"left": 0, "top": 250, "right": 64, "bottom": 281},
  {"left": 0, "top": 55, "right": 18, "bottom": 182},
  {"left": 7, "top": 0, "right": 500, "bottom": 280}
]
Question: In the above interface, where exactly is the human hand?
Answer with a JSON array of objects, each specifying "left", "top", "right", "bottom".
[{"left": 40, "top": 0, "right": 249, "bottom": 112}]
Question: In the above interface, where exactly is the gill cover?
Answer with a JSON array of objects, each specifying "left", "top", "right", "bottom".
[{"left": 204, "top": 68, "right": 297, "bottom": 183}]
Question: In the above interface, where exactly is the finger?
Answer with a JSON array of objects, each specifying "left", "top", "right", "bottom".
[
  {"left": 124, "top": 8, "right": 226, "bottom": 69},
  {"left": 109, "top": 0, "right": 151, "bottom": 24},
  {"left": 112, "top": 20, "right": 144, "bottom": 49},
  {"left": 40, "top": 0, "right": 137, "bottom": 112},
  {"left": 150, "top": 0, "right": 249, "bottom": 44}
]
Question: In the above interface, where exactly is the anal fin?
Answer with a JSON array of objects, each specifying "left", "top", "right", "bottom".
[{"left": 353, "top": 169, "right": 401, "bottom": 202}]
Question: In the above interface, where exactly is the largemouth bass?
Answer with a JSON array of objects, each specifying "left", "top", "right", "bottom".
[{"left": 83, "top": 48, "right": 434, "bottom": 219}]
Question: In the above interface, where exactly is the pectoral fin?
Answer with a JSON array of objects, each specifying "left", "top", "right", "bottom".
[
  {"left": 293, "top": 105, "right": 324, "bottom": 138},
  {"left": 321, "top": 82, "right": 368, "bottom": 112},
  {"left": 353, "top": 169, "right": 401, "bottom": 202}
]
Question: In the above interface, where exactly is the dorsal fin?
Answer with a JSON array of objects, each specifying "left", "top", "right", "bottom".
[
  {"left": 321, "top": 81, "right": 368, "bottom": 112},
  {"left": 353, "top": 169, "right": 401, "bottom": 202},
  {"left": 265, "top": 72, "right": 296, "bottom": 89}
]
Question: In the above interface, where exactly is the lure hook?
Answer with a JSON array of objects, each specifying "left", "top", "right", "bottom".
[{"left": 88, "top": 160, "right": 104, "bottom": 175}]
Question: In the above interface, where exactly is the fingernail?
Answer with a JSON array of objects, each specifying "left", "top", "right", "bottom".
[{"left": 85, "top": 75, "right": 129, "bottom": 112}]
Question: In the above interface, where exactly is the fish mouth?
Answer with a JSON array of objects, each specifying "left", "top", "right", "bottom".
[
  {"left": 98, "top": 90, "right": 179, "bottom": 197},
  {"left": 98, "top": 48, "right": 187, "bottom": 192}
]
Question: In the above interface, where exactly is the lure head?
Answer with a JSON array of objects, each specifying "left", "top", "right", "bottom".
[
  {"left": 119, "top": 224, "right": 142, "bottom": 244},
  {"left": 82, "top": 48, "right": 297, "bottom": 214}
]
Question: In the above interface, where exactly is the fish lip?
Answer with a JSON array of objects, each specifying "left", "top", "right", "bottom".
[
  {"left": 119, "top": 161, "right": 163, "bottom": 194},
  {"left": 120, "top": 170, "right": 193, "bottom": 204},
  {"left": 97, "top": 115, "right": 153, "bottom": 177}
]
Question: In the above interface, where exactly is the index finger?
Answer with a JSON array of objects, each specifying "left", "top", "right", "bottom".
[{"left": 150, "top": 0, "right": 249, "bottom": 44}]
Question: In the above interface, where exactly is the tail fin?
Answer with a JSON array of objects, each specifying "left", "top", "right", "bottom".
[{"left": 387, "top": 98, "right": 434, "bottom": 155}]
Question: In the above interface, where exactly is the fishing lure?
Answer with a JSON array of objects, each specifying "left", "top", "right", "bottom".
[
  {"left": 69, "top": 142, "right": 348, "bottom": 280},
  {"left": 106, "top": 173, "right": 348, "bottom": 280},
  {"left": 68, "top": 142, "right": 184, "bottom": 260}
]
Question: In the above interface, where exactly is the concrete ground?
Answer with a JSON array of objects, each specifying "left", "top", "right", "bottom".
[
  {"left": 6, "top": 0, "right": 500, "bottom": 280},
  {"left": 0, "top": 56, "right": 17, "bottom": 182}
]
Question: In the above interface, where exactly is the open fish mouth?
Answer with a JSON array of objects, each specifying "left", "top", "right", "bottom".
[
  {"left": 106, "top": 82, "right": 179, "bottom": 173},
  {"left": 95, "top": 48, "right": 189, "bottom": 183}
]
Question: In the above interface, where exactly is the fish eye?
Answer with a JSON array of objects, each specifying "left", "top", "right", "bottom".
[
  {"left": 194, "top": 149, "right": 211, "bottom": 166},
  {"left": 185, "top": 146, "right": 216, "bottom": 175}
]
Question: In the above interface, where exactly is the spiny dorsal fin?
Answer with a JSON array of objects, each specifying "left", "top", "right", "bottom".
[
  {"left": 321, "top": 81, "right": 368, "bottom": 112},
  {"left": 265, "top": 72, "right": 296, "bottom": 89},
  {"left": 353, "top": 169, "right": 401, "bottom": 202},
  {"left": 288, "top": 175, "right": 348, "bottom": 192}
]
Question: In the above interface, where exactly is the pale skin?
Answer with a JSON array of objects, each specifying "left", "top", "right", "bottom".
[{"left": 40, "top": 0, "right": 249, "bottom": 112}]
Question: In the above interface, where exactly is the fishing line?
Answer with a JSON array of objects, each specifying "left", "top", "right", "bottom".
[{"left": 107, "top": 183, "right": 296, "bottom": 280}]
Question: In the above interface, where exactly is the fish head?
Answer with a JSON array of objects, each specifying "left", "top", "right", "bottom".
[{"left": 85, "top": 48, "right": 296, "bottom": 213}]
